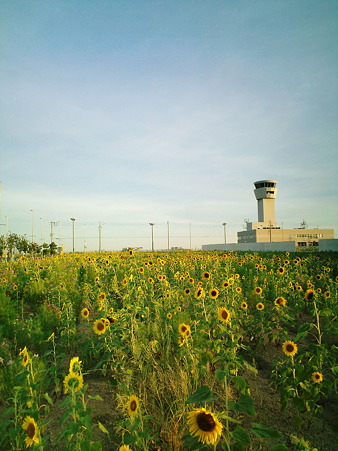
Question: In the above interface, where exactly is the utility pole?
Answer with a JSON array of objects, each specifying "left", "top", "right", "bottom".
[
  {"left": 167, "top": 221, "right": 170, "bottom": 251},
  {"left": 70, "top": 218, "right": 76, "bottom": 252},
  {"left": 99, "top": 222, "right": 103, "bottom": 252},
  {"left": 149, "top": 223, "right": 155, "bottom": 251},
  {"left": 222, "top": 222, "right": 227, "bottom": 244}
]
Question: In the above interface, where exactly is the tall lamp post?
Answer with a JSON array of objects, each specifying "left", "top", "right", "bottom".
[
  {"left": 70, "top": 218, "right": 76, "bottom": 252},
  {"left": 149, "top": 223, "right": 155, "bottom": 252},
  {"left": 222, "top": 222, "right": 227, "bottom": 244}
]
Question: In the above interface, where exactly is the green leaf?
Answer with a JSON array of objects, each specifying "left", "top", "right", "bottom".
[
  {"left": 229, "top": 394, "right": 256, "bottom": 416},
  {"left": 320, "top": 307, "right": 333, "bottom": 316},
  {"left": 218, "top": 413, "right": 241, "bottom": 423},
  {"left": 233, "top": 376, "right": 249, "bottom": 394},
  {"left": 231, "top": 425, "right": 251, "bottom": 445},
  {"left": 97, "top": 421, "right": 109, "bottom": 435},
  {"left": 44, "top": 393, "right": 54, "bottom": 405},
  {"left": 123, "top": 432, "right": 137, "bottom": 445},
  {"left": 88, "top": 395, "right": 104, "bottom": 401},
  {"left": 215, "top": 369, "right": 227, "bottom": 382},
  {"left": 251, "top": 423, "right": 283, "bottom": 439},
  {"left": 186, "top": 386, "right": 214, "bottom": 404}
]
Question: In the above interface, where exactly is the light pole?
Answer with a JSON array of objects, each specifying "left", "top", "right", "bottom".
[
  {"left": 30, "top": 210, "right": 35, "bottom": 243},
  {"left": 99, "top": 222, "right": 103, "bottom": 252},
  {"left": 149, "top": 223, "right": 155, "bottom": 252},
  {"left": 70, "top": 218, "right": 76, "bottom": 252},
  {"left": 222, "top": 222, "right": 227, "bottom": 244},
  {"left": 167, "top": 221, "right": 170, "bottom": 251}
]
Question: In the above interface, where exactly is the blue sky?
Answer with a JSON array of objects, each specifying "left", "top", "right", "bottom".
[{"left": 1, "top": 0, "right": 337, "bottom": 251}]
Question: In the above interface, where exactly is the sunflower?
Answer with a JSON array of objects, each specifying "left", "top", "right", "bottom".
[
  {"left": 256, "top": 302, "right": 264, "bottom": 311},
  {"left": 119, "top": 446, "right": 131, "bottom": 451},
  {"left": 19, "top": 347, "right": 30, "bottom": 368},
  {"left": 81, "top": 308, "right": 90, "bottom": 319},
  {"left": 312, "top": 372, "right": 324, "bottom": 383},
  {"left": 277, "top": 267, "right": 285, "bottom": 275},
  {"left": 236, "top": 287, "right": 242, "bottom": 293},
  {"left": 187, "top": 407, "right": 223, "bottom": 445},
  {"left": 98, "top": 292, "right": 106, "bottom": 301},
  {"left": 282, "top": 341, "right": 298, "bottom": 357},
  {"left": 222, "top": 281, "right": 229, "bottom": 288},
  {"left": 254, "top": 286, "right": 263, "bottom": 295},
  {"left": 241, "top": 301, "right": 248, "bottom": 310},
  {"left": 184, "top": 288, "right": 191, "bottom": 295},
  {"left": 167, "top": 312, "right": 173, "bottom": 319},
  {"left": 179, "top": 323, "right": 191, "bottom": 337},
  {"left": 125, "top": 395, "right": 140, "bottom": 416},
  {"left": 218, "top": 307, "right": 230, "bottom": 323},
  {"left": 304, "top": 289, "right": 315, "bottom": 301},
  {"left": 324, "top": 291, "right": 330, "bottom": 299},
  {"left": 63, "top": 371, "right": 84, "bottom": 393},
  {"left": 194, "top": 287, "right": 204, "bottom": 299},
  {"left": 209, "top": 288, "right": 219, "bottom": 299},
  {"left": 275, "top": 297, "right": 287, "bottom": 306},
  {"left": 69, "top": 357, "right": 82, "bottom": 374},
  {"left": 22, "top": 416, "right": 40, "bottom": 447},
  {"left": 202, "top": 271, "right": 211, "bottom": 280},
  {"left": 93, "top": 319, "right": 107, "bottom": 335},
  {"left": 178, "top": 335, "right": 186, "bottom": 347}
]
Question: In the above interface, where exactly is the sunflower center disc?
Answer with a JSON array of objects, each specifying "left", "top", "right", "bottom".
[
  {"left": 196, "top": 413, "right": 216, "bottom": 431},
  {"left": 27, "top": 423, "right": 36, "bottom": 439}
]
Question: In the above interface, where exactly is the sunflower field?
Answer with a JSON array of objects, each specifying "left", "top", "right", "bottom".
[{"left": 0, "top": 250, "right": 337, "bottom": 450}]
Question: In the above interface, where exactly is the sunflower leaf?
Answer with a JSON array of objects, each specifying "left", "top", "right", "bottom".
[
  {"left": 229, "top": 394, "right": 256, "bottom": 416},
  {"left": 97, "top": 421, "right": 109, "bottom": 435},
  {"left": 251, "top": 423, "right": 283, "bottom": 439},
  {"left": 186, "top": 385, "right": 214, "bottom": 404},
  {"left": 231, "top": 425, "right": 251, "bottom": 445}
]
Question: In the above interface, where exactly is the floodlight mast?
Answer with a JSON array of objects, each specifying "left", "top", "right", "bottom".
[{"left": 70, "top": 218, "right": 76, "bottom": 252}]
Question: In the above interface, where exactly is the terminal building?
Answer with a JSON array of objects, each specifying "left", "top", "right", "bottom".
[{"left": 202, "top": 180, "right": 336, "bottom": 252}]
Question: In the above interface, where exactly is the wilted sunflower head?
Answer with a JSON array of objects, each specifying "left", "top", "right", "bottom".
[{"left": 187, "top": 407, "right": 223, "bottom": 445}]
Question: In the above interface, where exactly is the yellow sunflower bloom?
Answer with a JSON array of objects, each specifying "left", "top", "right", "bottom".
[
  {"left": 218, "top": 307, "right": 230, "bottom": 323},
  {"left": 63, "top": 371, "right": 84, "bottom": 394},
  {"left": 69, "top": 357, "right": 82, "bottom": 374},
  {"left": 256, "top": 302, "right": 264, "bottom": 311},
  {"left": 19, "top": 347, "right": 30, "bottom": 368},
  {"left": 93, "top": 319, "right": 107, "bottom": 335},
  {"left": 187, "top": 407, "right": 223, "bottom": 445},
  {"left": 312, "top": 372, "right": 323, "bottom": 383},
  {"left": 209, "top": 288, "right": 219, "bottom": 299},
  {"left": 282, "top": 341, "right": 298, "bottom": 357},
  {"left": 81, "top": 307, "right": 90, "bottom": 319},
  {"left": 179, "top": 323, "right": 191, "bottom": 337},
  {"left": 125, "top": 395, "right": 140, "bottom": 416},
  {"left": 241, "top": 301, "right": 248, "bottom": 310},
  {"left": 275, "top": 297, "right": 287, "bottom": 306},
  {"left": 119, "top": 445, "right": 131, "bottom": 451},
  {"left": 304, "top": 289, "right": 315, "bottom": 301},
  {"left": 22, "top": 416, "right": 40, "bottom": 447}
]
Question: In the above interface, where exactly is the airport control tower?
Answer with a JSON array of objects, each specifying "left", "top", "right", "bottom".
[{"left": 254, "top": 180, "right": 278, "bottom": 227}]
